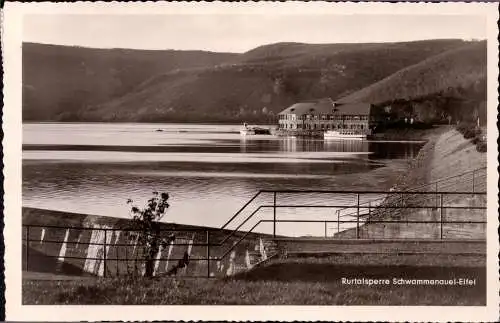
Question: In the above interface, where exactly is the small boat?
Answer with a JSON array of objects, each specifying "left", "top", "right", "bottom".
[
  {"left": 324, "top": 130, "right": 367, "bottom": 140},
  {"left": 239, "top": 123, "right": 271, "bottom": 136}
]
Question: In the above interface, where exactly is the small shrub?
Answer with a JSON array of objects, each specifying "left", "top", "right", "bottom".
[
  {"left": 463, "top": 128, "right": 480, "bottom": 139},
  {"left": 456, "top": 123, "right": 476, "bottom": 136},
  {"left": 476, "top": 141, "right": 487, "bottom": 153},
  {"left": 456, "top": 125, "right": 466, "bottom": 134},
  {"left": 127, "top": 191, "right": 172, "bottom": 277},
  {"left": 471, "top": 136, "right": 480, "bottom": 145}
]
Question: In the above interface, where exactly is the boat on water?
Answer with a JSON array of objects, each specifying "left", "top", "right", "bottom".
[
  {"left": 239, "top": 123, "right": 271, "bottom": 136},
  {"left": 323, "top": 130, "right": 367, "bottom": 140}
]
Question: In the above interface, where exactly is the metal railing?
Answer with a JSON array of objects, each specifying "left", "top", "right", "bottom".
[
  {"left": 23, "top": 224, "right": 216, "bottom": 278},
  {"left": 219, "top": 167, "right": 486, "bottom": 242},
  {"left": 334, "top": 167, "right": 486, "bottom": 228},
  {"left": 217, "top": 191, "right": 486, "bottom": 253},
  {"left": 22, "top": 165, "right": 487, "bottom": 278},
  {"left": 23, "top": 189, "right": 486, "bottom": 278}
]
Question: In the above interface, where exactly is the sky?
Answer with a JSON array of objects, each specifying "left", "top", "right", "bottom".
[{"left": 23, "top": 14, "right": 486, "bottom": 53}]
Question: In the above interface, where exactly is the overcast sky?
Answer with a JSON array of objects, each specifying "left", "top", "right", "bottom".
[{"left": 24, "top": 14, "right": 486, "bottom": 53}]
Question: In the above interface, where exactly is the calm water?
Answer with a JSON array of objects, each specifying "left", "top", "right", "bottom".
[{"left": 23, "top": 123, "right": 424, "bottom": 236}]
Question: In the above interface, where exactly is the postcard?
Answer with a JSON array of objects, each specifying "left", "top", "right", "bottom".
[{"left": 2, "top": 1, "right": 499, "bottom": 322}]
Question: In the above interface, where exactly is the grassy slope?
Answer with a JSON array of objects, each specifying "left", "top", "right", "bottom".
[
  {"left": 23, "top": 254, "right": 485, "bottom": 305},
  {"left": 23, "top": 39, "right": 470, "bottom": 122},
  {"left": 22, "top": 42, "right": 239, "bottom": 121},
  {"left": 339, "top": 41, "right": 486, "bottom": 105},
  {"left": 428, "top": 128, "right": 487, "bottom": 186},
  {"left": 336, "top": 126, "right": 487, "bottom": 239}
]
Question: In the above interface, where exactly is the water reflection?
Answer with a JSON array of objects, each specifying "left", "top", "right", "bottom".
[
  {"left": 368, "top": 141, "right": 419, "bottom": 160},
  {"left": 324, "top": 139, "right": 369, "bottom": 153},
  {"left": 23, "top": 123, "right": 424, "bottom": 235}
]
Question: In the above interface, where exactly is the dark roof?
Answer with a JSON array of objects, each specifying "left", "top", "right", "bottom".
[{"left": 278, "top": 98, "right": 371, "bottom": 115}]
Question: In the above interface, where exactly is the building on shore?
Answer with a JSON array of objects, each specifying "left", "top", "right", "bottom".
[{"left": 277, "top": 98, "right": 373, "bottom": 136}]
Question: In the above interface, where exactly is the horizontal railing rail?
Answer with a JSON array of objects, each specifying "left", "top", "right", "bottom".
[
  {"left": 334, "top": 166, "right": 486, "bottom": 221},
  {"left": 217, "top": 213, "right": 487, "bottom": 259},
  {"left": 24, "top": 190, "right": 487, "bottom": 278},
  {"left": 214, "top": 166, "right": 487, "bottom": 243}
]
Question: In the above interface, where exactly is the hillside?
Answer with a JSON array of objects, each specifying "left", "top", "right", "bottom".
[
  {"left": 339, "top": 41, "right": 486, "bottom": 104},
  {"left": 23, "top": 39, "right": 477, "bottom": 122},
  {"left": 22, "top": 42, "right": 238, "bottom": 121},
  {"left": 339, "top": 41, "right": 487, "bottom": 124},
  {"left": 77, "top": 39, "right": 469, "bottom": 122}
]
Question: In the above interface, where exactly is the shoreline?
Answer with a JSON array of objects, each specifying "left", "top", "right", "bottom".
[{"left": 24, "top": 121, "right": 440, "bottom": 141}]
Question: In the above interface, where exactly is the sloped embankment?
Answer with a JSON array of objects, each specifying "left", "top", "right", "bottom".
[{"left": 336, "top": 127, "right": 486, "bottom": 239}]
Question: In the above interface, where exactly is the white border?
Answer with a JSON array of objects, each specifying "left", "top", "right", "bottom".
[{"left": 3, "top": 2, "right": 499, "bottom": 322}]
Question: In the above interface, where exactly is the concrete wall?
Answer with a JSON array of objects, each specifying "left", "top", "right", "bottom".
[
  {"left": 22, "top": 208, "right": 278, "bottom": 278},
  {"left": 336, "top": 203, "right": 486, "bottom": 240}
]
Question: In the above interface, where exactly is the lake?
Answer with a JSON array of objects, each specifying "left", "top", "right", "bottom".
[{"left": 22, "top": 123, "right": 424, "bottom": 236}]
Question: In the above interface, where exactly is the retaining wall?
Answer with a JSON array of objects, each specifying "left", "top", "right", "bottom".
[{"left": 22, "top": 207, "right": 277, "bottom": 278}]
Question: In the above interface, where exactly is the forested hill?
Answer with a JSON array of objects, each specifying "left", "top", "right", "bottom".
[
  {"left": 22, "top": 39, "right": 484, "bottom": 123},
  {"left": 339, "top": 41, "right": 486, "bottom": 124},
  {"left": 22, "top": 42, "right": 238, "bottom": 121},
  {"left": 339, "top": 41, "right": 486, "bottom": 105}
]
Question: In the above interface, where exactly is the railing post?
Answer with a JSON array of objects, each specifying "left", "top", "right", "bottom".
[
  {"left": 125, "top": 234, "right": 129, "bottom": 275},
  {"left": 435, "top": 182, "right": 438, "bottom": 210},
  {"left": 115, "top": 245, "right": 119, "bottom": 276},
  {"left": 206, "top": 230, "right": 210, "bottom": 278},
  {"left": 440, "top": 194, "right": 444, "bottom": 240},
  {"left": 356, "top": 194, "right": 360, "bottom": 239},
  {"left": 337, "top": 210, "right": 340, "bottom": 234},
  {"left": 25, "top": 226, "right": 30, "bottom": 271},
  {"left": 324, "top": 221, "right": 327, "bottom": 238},
  {"left": 103, "top": 228, "right": 107, "bottom": 277},
  {"left": 472, "top": 169, "right": 475, "bottom": 193},
  {"left": 273, "top": 192, "right": 277, "bottom": 238}
]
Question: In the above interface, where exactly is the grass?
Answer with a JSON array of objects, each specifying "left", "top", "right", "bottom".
[{"left": 23, "top": 254, "right": 485, "bottom": 305}]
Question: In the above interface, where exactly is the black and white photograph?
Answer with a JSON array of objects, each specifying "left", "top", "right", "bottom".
[{"left": 2, "top": 1, "right": 499, "bottom": 322}]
